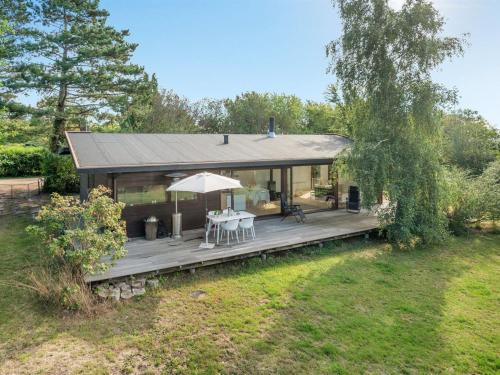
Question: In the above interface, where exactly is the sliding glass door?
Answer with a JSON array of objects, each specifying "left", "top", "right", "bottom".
[
  {"left": 291, "top": 165, "right": 335, "bottom": 211},
  {"left": 220, "top": 168, "right": 282, "bottom": 216},
  {"left": 220, "top": 164, "right": 342, "bottom": 216}
]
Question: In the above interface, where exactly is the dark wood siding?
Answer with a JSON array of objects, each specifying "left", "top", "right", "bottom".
[
  {"left": 114, "top": 171, "right": 220, "bottom": 237},
  {"left": 89, "top": 165, "right": 340, "bottom": 238}
]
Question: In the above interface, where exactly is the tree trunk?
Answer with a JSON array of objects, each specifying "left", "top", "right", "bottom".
[
  {"left": 49, "top": 9, "right": 69, "bottom": 153},
  {"left": 50, "top": 84, "right": 67, "bottom": 152}
]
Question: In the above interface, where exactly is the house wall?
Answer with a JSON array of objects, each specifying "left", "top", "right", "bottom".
[{"left": 85, "top": 163, "right": 350, "bottom": 238}]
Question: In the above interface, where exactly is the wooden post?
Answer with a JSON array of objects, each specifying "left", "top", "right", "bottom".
[{"left": 79, "top": 173, "right": 89, "bottom": 202}]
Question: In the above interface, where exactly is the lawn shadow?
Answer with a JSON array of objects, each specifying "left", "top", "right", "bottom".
[{"left": 235, "top": 238, "right": 491, "bottom": 374}]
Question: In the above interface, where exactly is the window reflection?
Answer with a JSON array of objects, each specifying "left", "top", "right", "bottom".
[
  {"left": 291, "top": 165, "right": 335, "bottom": 211},
  {"left": 117, "top": 185, "right": 167, "bottom": 206},
  {"left": 220, "top": 169, "right": 281, "bottom": 216}
]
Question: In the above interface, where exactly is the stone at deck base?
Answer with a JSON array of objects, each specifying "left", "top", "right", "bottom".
[
  {"left": 120, "top": 288, "right": 133, "bottom": 299},
  {"left": 131, "top": 279, "right": 146, "bottom": 289},
  {"left": 95, "top": 284, "right": 110, "bottom": 298},
  {"left": 117, "top": 282, "right": 130, "bottom": 292},
  {"left": 109, "top": 287, "right": 121, "bottom": 301},
  {"left": 132, "top": 287, "right": 146, "bottom": 296}
]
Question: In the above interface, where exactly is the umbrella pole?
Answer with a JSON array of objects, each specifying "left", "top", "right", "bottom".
[
  {"left": 205, "top": 194, "right": 209, "bottom": 246},
  {"left": 175, "top": 191, "right": 178, "bottom": 213}
]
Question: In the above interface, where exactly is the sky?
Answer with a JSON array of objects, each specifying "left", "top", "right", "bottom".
[{"left": 25, "top": 0, "right": 500, "bottom": 127}]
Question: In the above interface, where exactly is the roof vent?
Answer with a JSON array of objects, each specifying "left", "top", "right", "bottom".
[
  {"left": 268, "top": 117, "right": 276, "bottom": 138},
  {"left": 223, "top": 134, "right": 229, "bottom": 144}
]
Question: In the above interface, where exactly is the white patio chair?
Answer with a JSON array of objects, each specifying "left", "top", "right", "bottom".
[
  {"left": 239, "top": 217, "right": 255, "bottom": 241},
  {"left": 220, "top": 219, "right": 240, "bottom": 245}
]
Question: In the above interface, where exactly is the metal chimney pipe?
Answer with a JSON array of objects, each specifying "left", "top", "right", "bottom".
[
  {"left": 268, "top": 117, "right": 276, "bottom": 138},
  {"left": 223, "top": 134, "right": 229, "bottom": 144}
]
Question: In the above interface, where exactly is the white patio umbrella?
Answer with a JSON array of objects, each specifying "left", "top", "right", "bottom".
[{"left": 167, "top": 172, "right": 243, "bottom": 248}]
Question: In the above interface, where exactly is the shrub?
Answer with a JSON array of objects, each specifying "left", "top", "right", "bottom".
[
  {"left": 441, "top": 167, "right": 476, "bottom": 235},
  {"left": 0, "top": 144, "right": 48, "bottom": 177},
  {"left": 0, "top": 116, "right": 50, "bottom": 146},
  {"left": 27, "top": 186, "right": 127, "bottom": 279},
  {"left": 42, "top": 153, "right": 80, "bottom": 193},
  {"left": 473, "top": 158, "right": 500, "bottom": 222},
  {"left": 442, "top": 159, "right": 500, "bottom": 234}
]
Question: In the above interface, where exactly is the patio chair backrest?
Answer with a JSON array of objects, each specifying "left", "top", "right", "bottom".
[
  {"left": 348, "top": 186, "right": 360, "bottom": 202},
  {"left": 239, "top": 217, "right": 254, "bottom": 229},
  {"left": 347, "top": 186, "right": 360, "bottom": 211},
  {"left": 221, "top": 219, "right": 239, "bottom": 231}
]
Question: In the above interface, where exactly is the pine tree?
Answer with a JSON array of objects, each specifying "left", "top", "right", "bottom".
[
  {"left": 119, "top": 73, "right": 158, "bottom": 132},
  {"left": 1, "top": 0, "right": 146, "bottom": 151}
]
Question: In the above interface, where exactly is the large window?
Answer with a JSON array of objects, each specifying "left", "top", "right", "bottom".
[
  {"left": 117, "top": 184, "right": 167, "bottom": 206},
  {"left": 221, "top": 168, "right": 282, "bottom": 216},
  {"left": 116, "top": 173, "right": 198, "bottom": 206},
  {"left": 291, "top": 165, "right": 334, "bottom": 211}
]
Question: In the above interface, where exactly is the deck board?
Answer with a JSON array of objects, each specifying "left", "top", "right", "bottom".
[{"left": 86, "top": 210, "right": 378, "bottom": 282}]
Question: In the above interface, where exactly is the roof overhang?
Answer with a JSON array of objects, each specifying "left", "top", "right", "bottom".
[{"left": 73, "top": 158, "right": 336, "bottom": 174}]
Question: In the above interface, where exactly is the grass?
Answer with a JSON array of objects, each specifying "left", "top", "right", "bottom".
[{"left": 0, "top": 215, "right": 499, "bottom": 374}]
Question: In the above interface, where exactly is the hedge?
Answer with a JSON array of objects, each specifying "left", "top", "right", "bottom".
[
  {"left": 41, "top": 153, "right": 80, "bottom": 194},
  {"left": 0, "top": 144, "right": 49, "bottom": 177}
]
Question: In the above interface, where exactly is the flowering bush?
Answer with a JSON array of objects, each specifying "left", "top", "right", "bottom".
[{"left": 27, "top": 186, "right": 127, "bottom": 277}]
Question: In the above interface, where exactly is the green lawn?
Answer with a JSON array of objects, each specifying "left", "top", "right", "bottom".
[{"left": 0, "top": 216, "right": 498, "bottom": 374}]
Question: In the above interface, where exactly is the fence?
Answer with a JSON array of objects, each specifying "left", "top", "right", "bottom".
[{"left": 0, "top": 178, "right": 44, "bottom": 199}]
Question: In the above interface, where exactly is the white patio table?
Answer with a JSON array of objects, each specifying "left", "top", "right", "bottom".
[{"left": 207, "top": 211, "right": 256, "bottom": 245}]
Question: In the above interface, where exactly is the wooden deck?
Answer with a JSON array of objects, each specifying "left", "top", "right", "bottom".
[{"left": 86, "top": 210, "right": 379, "bottom": 283}]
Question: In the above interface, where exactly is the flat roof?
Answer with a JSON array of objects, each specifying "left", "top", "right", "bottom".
[{"left": 66, "top": 132, "right": 351, "bottom": 173}]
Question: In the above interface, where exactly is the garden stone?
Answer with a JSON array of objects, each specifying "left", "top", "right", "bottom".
[
  {"left": 131, "top": 278, "right": 145, "bottom": 288},
  {"left": 117, "top": 282, "right": 130, "bottom": 292},
  {"left": 132, "top": 287, "right": 146, "bottom": 296},
  {"left": 120, "top": 288, "right": 133, "bottom": 299},
  {"left": 95, "top": 284, "right": 110, "bottom": 298},
  {"left": 146, "top": 279, "right": 159, "bottom": 288},
  {"left": 109, "top": 287, "right": 121, "bottom": 301},
  {"left": 190, "top": 290, "right": 207, "bottom": 300}
]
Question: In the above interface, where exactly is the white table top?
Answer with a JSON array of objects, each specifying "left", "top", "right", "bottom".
[{"left": 207, "top": 211, "right": 256, "bottom": 223}]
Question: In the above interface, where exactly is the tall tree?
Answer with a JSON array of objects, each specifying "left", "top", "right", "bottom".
[
  {"left": 327, "top": 0, "right": 465, "bottom": 245},
  {"left": 224, "top": 91, "right": 305, "bottom": 134},
  {"left": 139, "top": 89, "right": 199, "bottom": 133},
  {"left": 225, "top": 92, "right": 273, "bottom": 133},
  {"left": 1, "top": 0, "right": 146, "bottom": 151},
  {"left": 442, "top": 110, "right": 498, "bottom": 175},
  {"left": 194, "top": 98, "right": 228, "bottom": 133},
  {"left": 0, "top": 0, "right": 30, "bottom": 112},
  {"left": 118, "top": 73, "right": 158, "bottom": 132},
  {"left": 303, "top": 101, "right": 351, "bottom": 135}
]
